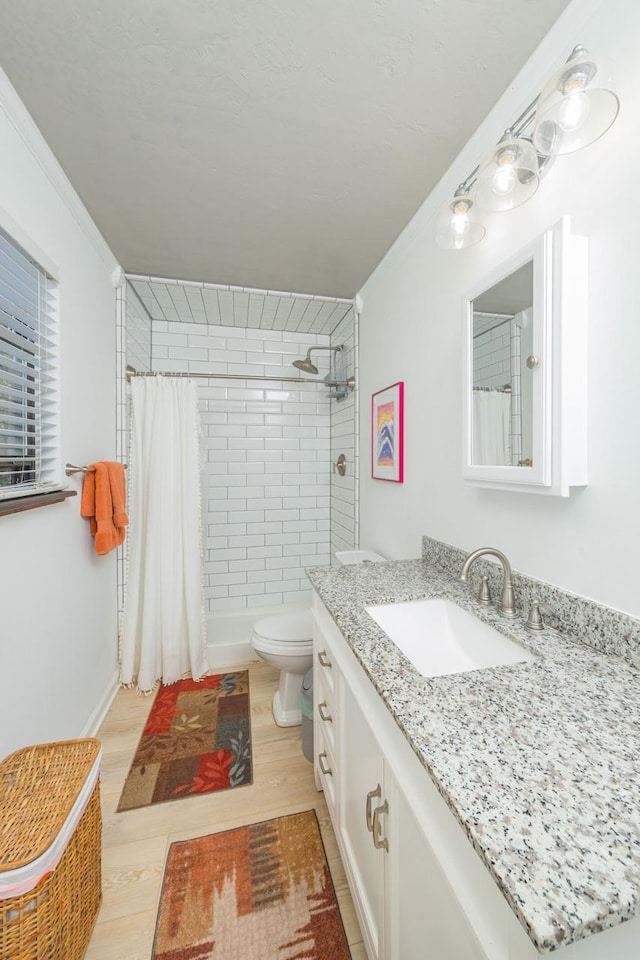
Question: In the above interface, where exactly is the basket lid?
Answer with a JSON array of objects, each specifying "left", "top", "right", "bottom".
[{"left": 0, "top": 738, "right": 100, "bottom": 873}]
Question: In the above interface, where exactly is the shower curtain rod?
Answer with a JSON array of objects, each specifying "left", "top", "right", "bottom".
[{"left": 125, "top": 365, "right": 356, "bottom": 391}]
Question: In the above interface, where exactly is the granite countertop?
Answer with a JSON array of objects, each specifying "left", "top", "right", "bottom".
[{"left": 306, "top": 558, "right": 640, "bottom": 955}]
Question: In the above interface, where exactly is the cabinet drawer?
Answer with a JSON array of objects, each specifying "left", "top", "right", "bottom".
[
  {"left": 315, "top": 661, "right": 336, "bottom": 754},
  {"left": 315, "top": 643, "right": 335, "bottom": 694},
  {"left": 315, "top": 723, "right": 336, "bottom": 815}
]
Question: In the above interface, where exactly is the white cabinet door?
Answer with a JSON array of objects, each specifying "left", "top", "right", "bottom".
[
  {"left": 385, "top": 773, "right": 491, "bottom": 960},
  {"left": 339, "top": 686, "right": 386, "bottom": 960}
]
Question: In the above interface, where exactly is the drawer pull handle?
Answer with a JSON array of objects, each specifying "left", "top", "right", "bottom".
[
  {"left": 318, "top": 751, "right": 333, "bottom": 776},
  {"left": 318, "top": 650, "right": 332, "bottom": 668},
  {"left": 372, "top": 800, "right": 389, "bottom": 852},
  {"left": 318, "top": 700, "right": 333, "bottom": 722},
  {"left": 365, "top": 784, "right": 382, "bottom": 832}
]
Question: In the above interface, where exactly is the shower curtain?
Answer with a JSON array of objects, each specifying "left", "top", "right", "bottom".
[
  {"left": 472, "top": 390, "right": 511, "bottom": 466},
  {"left": 120, "top": 376, "right": 208, "bottom": 692}
]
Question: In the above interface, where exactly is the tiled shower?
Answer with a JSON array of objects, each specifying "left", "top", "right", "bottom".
[{"left": 121, "top": 277, "right": 359, "bottom": 626}]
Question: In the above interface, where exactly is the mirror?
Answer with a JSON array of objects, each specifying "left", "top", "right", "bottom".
[
  {"left": 462, "top": 218, "right": 588, "bottom": 496},
  {"left": 471, "top": 260, "right": 534, "bottom": 467}
]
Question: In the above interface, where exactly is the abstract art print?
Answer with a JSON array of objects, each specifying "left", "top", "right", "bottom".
[{"left": 371, "top": 381, "right": 404, "bottom": 482}]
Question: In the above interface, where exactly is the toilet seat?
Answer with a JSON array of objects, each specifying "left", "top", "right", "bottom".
[
  {"left": 250, "top": 634, "right": 312, "bottom": 658},
  {"left": 252, "top": 610, "right": 313, "bottom": 644}
]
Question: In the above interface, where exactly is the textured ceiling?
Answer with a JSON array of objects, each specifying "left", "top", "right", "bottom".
[{"left": 0, "top": 0, "right": 570, "bottom": 298}]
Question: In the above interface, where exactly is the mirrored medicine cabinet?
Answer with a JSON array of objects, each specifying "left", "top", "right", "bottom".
[{"left": 462, "top": 217, "right": 588, "bottom": 496}]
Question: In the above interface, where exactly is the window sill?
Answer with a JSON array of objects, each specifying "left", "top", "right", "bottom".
[{"left": 0, "top": 489, "right": 77, "bottom": 517}]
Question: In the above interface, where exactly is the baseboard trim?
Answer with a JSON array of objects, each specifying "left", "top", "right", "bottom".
[{"left": 82, "top": 669, "right": 120, "bottom": 738}]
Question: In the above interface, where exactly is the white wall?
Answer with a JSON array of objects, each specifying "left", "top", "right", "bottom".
[
  {"left": 358, "top": 0, "right": 640, "bottom": 616},
  {"left": 0, "top": 71, "right": 119, "bottom": 756}
]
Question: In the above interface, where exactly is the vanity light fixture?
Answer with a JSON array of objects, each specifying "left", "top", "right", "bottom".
[
  {"left": 435, "top": 186, "right": 486, "bottom": 250},
  {"left": 533, "top": 45, "right": 619, "bottom": 156},
  {"left": 475, "top": 132, "right": 539, "bottom": 212},
  {"left": 436, "top": 45, "right": 618, "bottom": 250}
]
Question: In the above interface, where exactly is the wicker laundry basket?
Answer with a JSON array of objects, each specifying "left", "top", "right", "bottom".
[{"left": 0, "top": 738, "right": 102, "bottom": 960}]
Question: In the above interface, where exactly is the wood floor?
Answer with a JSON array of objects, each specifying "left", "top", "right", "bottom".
[{"left": 85, "top": 660, "right": 366, "bottom": 960}]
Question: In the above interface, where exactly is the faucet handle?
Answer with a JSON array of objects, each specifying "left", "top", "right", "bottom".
[
  {"left": 525, "top": 601, "right": 545, "bottom": 632},
  {"left": 477, "top": 576, "right": 492, "bottom": 605}
]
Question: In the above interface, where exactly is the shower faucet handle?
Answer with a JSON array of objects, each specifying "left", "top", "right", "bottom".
[{"left": 334, "top": 454, "right": 347, "bottom": 476}]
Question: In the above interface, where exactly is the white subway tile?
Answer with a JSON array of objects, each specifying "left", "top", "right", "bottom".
[
  {"left": 226, "top": 485, "right": 267, "bottom": 498},
  {"left": 208, "top": 474, "right": 246, "bottom": 487},
  {"left": 247, "top": 521, "right": 283, "bottom": 534},
  {"left": 247, "top": 569, "right": 285, "bottom": 583},
  {"left": 212, "top": 547, "right": 247, "bottom": 561},
  {"left": 265, "top": 509, "right": 300, "bottom": 522},
  {"left": 212, "top": 572, "right": 248, "bottom": 586},
  {"left": 228, "top": 462, "right": 267, "bottom": 475},
  {"left": 283, "top": 543, "right": 315, "bottom": 556},
  {"left": 249, "top": 545, "right": 283, "bottom": 559},
  {"left": 206, "top": 512, "right": 228, "bottom": 525},
  {"left": 265, "top": 533, "right": 300, "bottom": 546},
  {"left": 229, "top": 559, "right": 266, "bottom": 572},
  {"left": 247, "top": 426, "right": 286, "bottom": 438},
  {"left": 229, "top": 437, "right": 265, "bottom": 450},
  {"left": 265, "top": 485, "right": 298, "bottom": 499},
  {"left": 233, "top": 535, "right": 265, "bottom": 547},
  {"left": 247, "top": 593, "right": 283, "bottom": 608},
  {"left": 262, "top": 413, "right": 298, "bottom": 427},
  {"left": 283, "top": 520, "right": 317, "bottom": 532},
  {"left": 214, "top": 523, "right": 247, "bottom": 536},
  {"left": 229, "top": 413, "right": 264, "bottom": 426},
  {"left": 283, "top": 497, "right": 317, "bottom": 509},
  {"left": 228, "top": 511, "right": 264, "bottom": 524},
  {"left": 246, "top": 498, "right": 283, "bottom": 511},
  {"left": 265, "top": 556, "right": 303, "bottom": 570},
  {"left": 210, "top": 425, "right": 247, "bottom": 437},
  {"left": 229, "top": 582, "right": 265, "bottom": 597}
]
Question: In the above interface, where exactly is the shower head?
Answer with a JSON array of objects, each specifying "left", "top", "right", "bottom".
[
  {"left": 292, "top": 346, "right": 343, "bottom": 376},
  {"left": 292, "top": 352, "right": 319, "bottom": 374}
]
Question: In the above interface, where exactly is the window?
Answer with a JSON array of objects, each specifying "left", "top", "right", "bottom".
[{"left": 0, "top": 226, "right": 60, "bottom": 500}]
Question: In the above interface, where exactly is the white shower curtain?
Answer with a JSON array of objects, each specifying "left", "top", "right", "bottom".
[
  {"left": 120, "top": 376, "right": 208, "bottom": 692},
  {"left": 472, "top": 390, "right": 511, "bottom": 466}
]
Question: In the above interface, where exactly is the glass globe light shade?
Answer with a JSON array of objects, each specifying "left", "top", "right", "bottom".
[
  {"left": 475, "top": 137, "right": 539, "bottom": 212},
  {"left": 435, "top": 192, "right": 486, "bottom": 250},
  {"left": 533, "top": 49, "right": 619, "bottom": 156}
]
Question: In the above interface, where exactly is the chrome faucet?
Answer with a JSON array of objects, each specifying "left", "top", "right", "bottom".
[{"left": 459, "top": 547, "right": 518, "bottom": 619}]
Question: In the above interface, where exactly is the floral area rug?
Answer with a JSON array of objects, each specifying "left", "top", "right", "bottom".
[
  {"left": 117, "top": 672, "right": 252, "bottom": 812},
  {"left": 151, "top": 810, "right": 351, "bottom": 959}
]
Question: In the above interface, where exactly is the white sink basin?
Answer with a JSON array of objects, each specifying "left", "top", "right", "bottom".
[{"left": 365, "top": 598, "right": 535, "bottom": 678}]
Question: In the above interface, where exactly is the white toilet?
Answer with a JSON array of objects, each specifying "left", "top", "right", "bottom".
[{"left": 251, "top": 549, "right": 385, "bottom": 726}]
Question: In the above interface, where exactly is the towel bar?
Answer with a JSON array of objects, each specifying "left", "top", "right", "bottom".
[{"left": 65, "top": 462, "right": 127, "bottom": 477}]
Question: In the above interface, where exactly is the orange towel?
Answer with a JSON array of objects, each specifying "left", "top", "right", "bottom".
[{"left": 81, "top": 461, "right": 129, "bottom": 555}]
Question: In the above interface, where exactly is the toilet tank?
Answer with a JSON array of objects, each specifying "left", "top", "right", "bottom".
[{"left": 335, "top": 550, "right": 386, "bottom": 566}]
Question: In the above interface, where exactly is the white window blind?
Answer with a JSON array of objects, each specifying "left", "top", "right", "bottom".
[{"left": 0, "top": 227, "right": 60, "bottom": 500}]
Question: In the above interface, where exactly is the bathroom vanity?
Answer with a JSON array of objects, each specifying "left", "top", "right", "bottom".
[{"left": 308, "top": 558, "right": 640, "bottom": 959}]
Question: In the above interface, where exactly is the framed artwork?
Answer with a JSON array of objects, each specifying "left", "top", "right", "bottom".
[{"left": 371, "top": 381, "right": 404, "bottom": 482}]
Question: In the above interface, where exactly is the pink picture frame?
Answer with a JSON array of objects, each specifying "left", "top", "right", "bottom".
[{"left": 371, "top": 381, "right": 404, "bottom": 482}]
